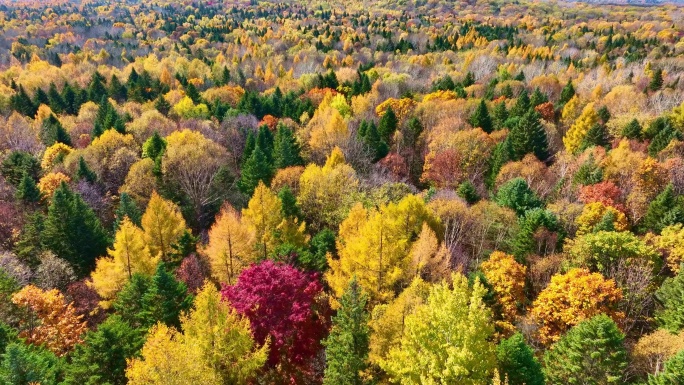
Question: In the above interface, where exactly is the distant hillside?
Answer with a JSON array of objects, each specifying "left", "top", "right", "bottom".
[{"left": 570, "top": 0, "right": 684, "bottom": 4}]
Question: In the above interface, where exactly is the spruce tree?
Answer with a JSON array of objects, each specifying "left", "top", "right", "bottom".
[
  {"left": 362, "top": 120, "right": 389, "bottom": 162},
  {"left": 656, "top": 269, "right": 684, "bottom": 332},
  {"left": 33, "top": 87, "right": 49, "bottom": 107},
  {"left": 42, "top": 182, "right": 109, "bottom": 277},
  {"left": 579, "top": 123, "right": 609, "bottom": 151},
  {"left": 456, "top": 180, "right": 480, "bottom": 204},
  {"left": 154, "top": 94, "right": 171, "bottom": 116},
  {"left": 530, "top": 87, "right": 548, "bottom": 108},
  {"left": 88, "top": 72, "right": 108, "bottom": 102},
  {"left": 597, "top": 106, "right": 611, "bottom": 124},
  {"left": 493, "top": 101, "right": 509, "bottom": 130},
  {"left": 621, "top": 119, "right": 642, "bottom": 139},
  {"left": 273, "top": 125, "right": 304, "bottom": 169},
  {"left": 239, "top": 145, "right": 274, "bottom": 196},
  {"left": 510, "top": 90, "right": 530, "bottom": 118},
  {"left": 76, "top": 156, "right": 97, "bottom": 183},
  {"left": 256, "top": 125, "right": 275, "bottom": 163},
  {"left": 509, "top": 110, "right": 548, "bottom": 161},
  {"left": 1, "top": 150, "right": 41, "bottom": 187},
  {"left": 559, "top": 80, "right": 575, "bottom": 106},
  {"left": 278, "top": 186, "right": 302, "bottom": 220},
  {"left": 108, "top": 75, "right": 127, "bottom": 102},
  {"left": 221, "top": 67, "right": 231, "bottom": 85},
  {"left": 142, "top": 131, "right": 167, "bottom": 160},
  {"left": 469, "top": 99, "right": 494, "bottom": 133},
  {"left": 641, "top": 184, "right": 684, "bottom": 234},
  {"left": 61, "top": 83, "right": 79, "bottom": 115},
  {"left": 114, "top": 192, "right": 142, "bottom": 230},
  {"left": 16, "top": 172, "right": 41, "bottom": 204},
  {"left": 47, "top": 83, "right": 65, "bottom": 114},
  {"left": 647, "top": 350, "right": 684, "bottom": 385},
  {"left": 323, "top": 277, "right": 370, "bottom": 385},
  {"left": 494, "top": 178, "right": 543, "bottom": 216},
  {"left": 650, "top": 68, "right": 664, "bottom": 92},
  {"left": 242, "top": 131, "right": 256, "bottom": 165},
  {"left": 140, "top": 263, "right": 193, "bottom": 329},
  {"left": 41, "top": 115, "right": 72, "bottom": 146},
  {"left": 13, "top": 213, "right": 45, "bottom": 268},
  {"left": 544, "top": 315, "right": 627, "bottom": 385},
  {"left": 496, "top": 333, "right": 544, "bottom": 385},
  {"left": 648, "top": 122, "right": 681, "bottom": 157},
  {"left": 185, "top": 82, "right": 202, "bottom": 105},
  {"left": 378, "top": 107, "right": 398, "bottom": 142}
]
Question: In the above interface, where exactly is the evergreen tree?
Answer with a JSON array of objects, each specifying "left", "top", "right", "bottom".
[
  {"left": 185, "top": 82, "right": 202, "bottom": 105},
  {"left": 469, "top": 99, "right": 494, "bottom": 133},
  {"left": 559, "top": 80, "right": 575, "bottom": 106},
  {"left": 509, "top": 110, "right": 549, "bottom": 161},
  {"left": 597, "top": 106, "right": 611, "bottom": 124},
  {"left": 169, "top": 230, "right": 198, "bottom": 267},
  {"left": 493, "top": 101, "right": 509, "bottom": 130},
  {"left": 16, "top": 172, "right": 41, "bottom": 203},
  {"left": 278, "top": 186, "right": 301, "bottom": 220},
  {"left": 41, "top": 114, "right": 72, "bottom": 146},
  {"left": 0, "top": 343, "right": 64, "bottom": 385},
  {"left": 154, "top": 94, "right": 171, "bottom": 116},
  {"left": 112, "top": 274, "right": 152, "bottom": 330},
  {"left": 299, "top": 228, "right": 336, "bottom": 272},
  {"left": 530, "top": 87, "right": 548, "bottom": 108},
  {"left": 361, "top": 120, "right": 389, "bottom": 162},
  {"left": 142, "top": 131, "right": 167, "bottom": 160},
  {"left": 323, "top": 277, "right": 370, "bottom": 385},
  {"left": 33, "top": 87, "right": 49, "bottom": 107},
  {"left": 63, "top": 315, "right": 144, "bottom": 385},
  {"left": 456, "top": 180, "right": 480, "bottom": 204},
  {"left": 1, "top": 150, "right": 41, "bottom": 187},
  {"left": 140, "top": 263, "right": 193, "bottom": 329},
  {"left": 13, "top": 213, "right": 45, "bottom": 268},
  {"left": 273, "top": 125, "right": 304, "bottom": 169},
  {"left": 648, "top": 122, "right": 681, "bottom": 157},
  {"left": 656, "top": 267, "right": 684, "bottom": 332},
  {"left": 47, "top": 83, "right": 65, "bottom": 114},
  {"left": 61, "top": 83, "right": 79, "bottom": 115},
  {"left": 511, "top": 208, "right": 563, "bottom": 262},
  {"left": 487, "top": 138, "right": 514, "bottom": 189},
  {"left": 378, "top": 107, "right": 398, "bottom": 142},
  {"left": 543, "top": 315, "right": 627, "bottom": 384},
  {"left": 221, "top": 66, "right": 231, "bottom": 85},
  {"left": 242, "top": 131, "right": 256, "bottom": 165},
  {"left": 641, "top": 184, "right": 684, "bottom": 234},
  {"left": 42, "top": 182, "right": 109, "bottom": 276},
  {"left": 622, "top": 119, "right": 642, "bottom": 139},
  {"left": 494, "top": 178, "right": 543, "bottom": 216},
  {"left": 76, "top": 156, "right": 97, "bottom": 183},
  {"left": 496, "top": 333, "right": 544, "bottom": 385},
  {"left": 10, "top": 85, "right": 37, "bottom": 117},
  {"left": 108, "top": 75, "right": 127, "bottom": 102},
  {"left": 88, "top": 72, "right": 108, "bottom": 102},
  {"left": 650, "top": 68, "right": 664, "bottom": 91},
  {"left": 510, "top": 90, "right": 530, "bottom": 118},
  {"left": 238, "top": 146, "right": 274, "bottom": 196},
  {"left": 256, "top": 125, "right": 275, "bottom": 163},
  {"left": 579, "top": 123, "right": 609, "bottom": 151},
  {"left": 114, "top": 192, "right": 142, "bottom": 230}
]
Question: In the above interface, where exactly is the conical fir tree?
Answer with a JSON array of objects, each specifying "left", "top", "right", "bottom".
[
  {"left": 579, "top": 123, "right": 609, "bottom": 152},
  {"left": 76, "top": 156, "right": 97, "bottom": 183},
  {"left": 559, "top": 80, "right": 575, "bottom": 106},
  {"left": 641, "top": 184, "right": 684, "bottom": 234},
  {"left": 509, "top": 110, "right": 548, "bottom": 161},
  {"left": 273, "top": 125, "right": 304, "bottom": 169},
  {"left": 378, "top": 107, "right": 398, "bottom": 142},
  {"left": 16, "top": 172, "right": 41, "bottom": 204},
  {"left": 622, "top": 119, "right": 642, "bottom": 140},
  {"left": 510, "top": 90, "right": 530, "bottom": 118},
  {"left": 469, "top": 99, "right": 494, "bottom": 133},
  {"left": 42, "top": 182, "right": 109, "bottom": 276},
  {"left": 114, "top": 192, "right": 142, "bottom": 229},
  {"left": 239, "top": 145, "right": 274, "bottom": 196},
  {"left": 323, "top": 277, "right": 370, "bottom": 385},
  {"left": 141, "top": 263, "right": 193, "bottom": 329}
]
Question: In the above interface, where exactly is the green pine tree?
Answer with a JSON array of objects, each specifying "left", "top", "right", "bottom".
[
  {"left": 543, "top": 315, "right": 627, "bottom": 385},
  {"left": 650, "top": 68, "right": 664, "bottom": 92},
  {"left": 509, "top": 110, "right": 549, "bottom": 161},
  {"left": 493, "top": 101, "right": 509, "bottom": 130},
  {"left": 63, "top": 315, "right": 144, "bottom": 385},
  {"left": 41, "top": 114, "right": 72, "bottom": 146},
  {"left": 469, "top": 99, "right": 494, "bottom": 133},
  {"left": 621, "top": 119, "right": 642, "bottom": 140},
  {"left": 1, "top": 150, "right": 41, "bottom": 187},
  {"left": 76, "top": 156, "right": 97, "bottom": 183},
  {"left": 42, "top": 182, "right": 109, "bottom": 277},
  {"left": 238, "top": 145, "right": 274, "bottom": 196},
  {"left": 114, "top": 192, "right": 142, "bottom": 230},
  {"left": 559, "top": 80, "right": 575, "bottom": 106},
  {"left": 278, "top": 186, "right": 302, "bottom": 220},
  {"left": 496, "top": 333, "right": 544, "bottom": 385},
  {"left": 579, "top": 123, "right": 609, "bottom": 152},
  {"left": 456, "top": 180, "right": 480, "bottom": 204},
  {"left": 494, "top": 178, "right": 543, "bottom": 216},
  {"left": 140, "top": 263, "right": 193, "bottom": 329},
  {"left": 154, "top": 94, "right": 171, "bottom": 116},
  {"left": 378, "top": 107, "right": 398, "bottom": 142},
  {"left": 641, "top": 184, "right": 684, "bottom": 234},
  {"left": 509, "top": 90, "right": 530, "bottom": 118},
  {"left": 112, "top": 274, "right": 152, "bottom": 330},
  {"left": 142, "top": 131, "right": 167, "bottom": 160},
  {"left": 16, "top": 172, "right": 42, "bottom": 203},
  {"left": 530, "top": 87, "right": 548, "bottom": 108},
  {"left": 13, "top": 213, "right": 45, "bottom": 268},
  {"left": 323, "top": 277, "right": 370, "bottom": 385},
  {"left": 273, "top": 125, "right": 304, "bottom": 169},
  {"left": 647, "top": 350, "right": 684, "bottom": 385},
  {"left": 47, "top": 83, "right": 65, "bottom": 114}
]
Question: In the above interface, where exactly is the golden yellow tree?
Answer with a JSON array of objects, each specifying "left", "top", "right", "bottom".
[
  {"left": 563, "top": 102, "right": 598, "bottom": 154},
  {"left": 530, "top": 268, "right": 623, "bottom": 345},
  {"left": 90, "top": 217, "right": 159, "bottom": 306},
  {"left": 326, "top": 194, "right": 436, "bottom": 305},
  {"left": 481, "top": 251, "right": 527, "bottom": 334},
  {"left": 241, "top": 181, "right": 284, "bottom": 259},
  {"left": 409, "top": 223, "right": 450, "bottom": 282},
  {"left": 142, "top": 191, "right": 187, "bottom": 263},
  {"left": 11, "top": 285, "right": 87, "bottom": 356},
  {"left": 204, "top": 204, "right": 256, "bottom": 285}
]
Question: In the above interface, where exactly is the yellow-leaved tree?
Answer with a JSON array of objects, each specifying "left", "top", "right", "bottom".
[
  {"left": 141, "top": 191, "right": 187, "bottom": 263},
  {"left": 480, "top": 251, "right": 527, "bottom": 335},
  {"left": 408, "top": 223, "right": 450, "bottom": 282},
  {"left": 379, "top": 274, "right": 496, "bottom": 385},
  {"left": 563, "top": 102, "right": 598, "bottom": 154},
  {"left": 326, "top": 194, "right": 437, "bottom": 306},
  {"left": 126, "top": 283, "right": 267, "bottom": 385},
  {"left": 242, "top": 181, "right": 284, "bottom": 259},
  {"left": 204, "top": 204, "right": 255, "bottom": 285},
  {"left": 90, "top": 217, "right": 159, "bottom": 307}
]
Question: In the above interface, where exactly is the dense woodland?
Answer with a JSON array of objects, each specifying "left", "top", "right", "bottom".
[{"left": 1, "top": 0, "right": 684, "bottom": 384}]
